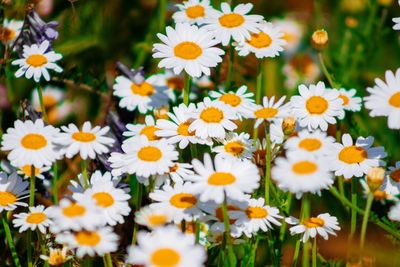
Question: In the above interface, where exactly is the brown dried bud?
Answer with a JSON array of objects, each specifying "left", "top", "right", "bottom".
[{"left": 311, "top": 29, "right": 329, "bottom": 51}]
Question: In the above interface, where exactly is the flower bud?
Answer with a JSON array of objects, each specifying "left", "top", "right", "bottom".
[
  {"left": 282, "top": 116, "right": 296, "bottom": 136},
  {"left": 367, "top": 167, "right": 385, "bottom": 191},
  {"left": 154, "top": 106, "right": 169, "bottom": 120},
  {"left": 311, "top": 30, "right": 329, "bottom": 50}
]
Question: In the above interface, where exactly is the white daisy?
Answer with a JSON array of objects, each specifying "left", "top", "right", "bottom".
[
  {"left": 146, "top": 70, "right": 186, "bottom": 103},
  {"left": 1, "top": 19, "right": 23, "bottom": 44},
  {"left": 290, "top": 82, "right": 345, "bottom": 131},
  {"left": 189, "top": 97, "right": 237, "bottom": 139},
  {"left": 230, "top": 197, "right": 282, "bottom": 238},
  {"left": 327, "top": 134, "right": 387, "bottom": 179},
  {"left": 382, "top": 161, "right": 400, "bottom": 195},
  {"left": 271, "top": 151, "right": 333, "bottom": 198},
  {"left": 236, "top": 21, "right": 286, "bottom": 58},
  {"left": 335, "top": 88, "right": 362, "bottom": 112},
  {"left": 364, "top": 68, "right": 400, "bottom": 129},
  {"left": 56, "top": 227, "right": 118, "bottom": 258},
  {"left": 1, "top": 119, "right": 60, "bottom": 168},
  {"left": 388, "top": 202, "right": 400, "bottom": 222},
  {"left": 172, "top": 0, "right": 213, "bottom": 25},
  {"left": 209, "top": 85, "right": 256, "bottom": 119},
  {"left": 123, "top": 115, "right": 160, "bottom": 143},
  {"left": 248, "top": 96, "right": 291, "bottom": 128},
  {"left": 156, "top": 103, "right": 208, "bottom": 149},
  {"left": 126, "top": 226, "right": 206, "bottom": 267},
  {"left": 135, "top": 205, "right": 173, "bottom": 229},
  {"left": 270, "top": 119, "right": 285, "bottom": 145},
  {"left": 0, "top": 172, "right": 29, "bottom": 212},
  {"left": 204, "top": 2, "right": 263, "bottom": 46},
  {"left": 155, "top": 162, "right": 194, "bottom": 184},
  {"left": 17, "top": 164, "right": 51, "bottom": 180},
  {"left": 150, "top": 182, "right": 203, "bottom": 223},
  {"left": 109, "top": 136, "right": 178, "bottom": 178},
  {"left": 360, "top": 179, "right": 398, "bottom": 204},
  {"left": 286, "top": 213, "right": 340, "bottom": 242},
  {"left": 284, "top": 130, "right": 335, "bottom": 156},
  {"left": 188, "top": 153, "right": 260, "bottom": 204},
  {"left": 212, "top": 132, "right": 255, "bottom": 160},
  {"left": 32, "top": 85, "right": 64, "bottom": 112},
  {"left": 272, "top": 18, "right": 304, "bottom": 53},
  {"left": 69, "top": 170, "right": 127, "bottom": 194},
  {"left": 13, "top": 205, "right": 52, "bottom": 233},
  {"left": 12, "top": 40, "right": 62, "bottom": 82},
  {"left": 153, "top": 23, "right": 224, "bottom": 78},
  {"left": 47, "top": 198, "right": 105, "bottom": 233},
  {"left": 40, "top": 247, "right": 71, "bottom": 266}
]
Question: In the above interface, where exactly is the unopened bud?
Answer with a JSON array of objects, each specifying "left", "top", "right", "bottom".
[
  {"left": 311, "top": 29, "right": 329, "bottom": 50},
  {"left": 153, "top": 106, "right": 169, "bottom": 120},
  {"left": 282, "top": 116, "right": 296, "bottom": 136},
  {"left": 367, "top": 167, "right": 385, "bottom": 191}
]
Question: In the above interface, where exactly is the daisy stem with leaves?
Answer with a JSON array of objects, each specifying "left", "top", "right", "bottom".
[
  {"left": 312, "top": 237, "right": 317, "bottom": 267},
  {"left": 81, "top": 159, "right": 89, "bottom": 188},
  {"left": 349, "top": 178, "right": 358, "bottom": 241},
  {"left": 183, "top": 73, "right": 191, "bottom": 105},
  {"left": 27, "top": 166, "right": 36, "bottom": 267},
  {"left": 1, "top": 214, "right": 21, "bottom": 267},
  {"left": 52, "top": 161, "right": 58, "bottom": 204},
  {"left": 360, "top": 191, "right": 374, "bottom": 249},
  {"left": 222, "top": 194, "right": 236, "bottom": 266},
  {"left": 292, "top": 194, "right": 310, "bottom": 266},
  {"left": 317, "top": 52, "right": 337, "bottom": 89},
  {"left": 103, "top": 253, "right": 113, "bottom": 267},
  {"left": 37, "top": 84, "right": 48, "bottom": 122},
  {"left": 301, "top": 195, "right": 310, "bottom": 267},
  {"left": 264, "top": 126, "right": 271, "bottom": 204}
]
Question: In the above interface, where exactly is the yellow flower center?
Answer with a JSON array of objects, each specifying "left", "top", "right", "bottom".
[
  {"left": 62, "top": 203, "right": 86, "bottom": 218},
  {"left": 42, "top": 95, "right": 58, "bottom": 108},
  {"left": 224, "top": 141, "right": 245, "bottom": 156},
  {"left": 215, "top": 205, "right": 240, "bottom": 223},
  {"left": 0, "top": 192, "right": 17, "bottom": 206},
  {"left": 47, "top": 249, "right": 66, "bottom": 266},
  {"left": 140, "top": 125, "right": 160, "bottom": 141},
  {"left": 186, "top": 5, "right": 205, "bottom": 19},
  {"left": 26, "top": 212, "right": 47, "bottom": 224},
  {"left": 137, "top": 146, "right": 162, "bottom": 162},
  {"left": 338, "top": 94, "right": 350, "bottom": 106},
  {"left": 151, "top": 248, "right": 181, "bottom": 267},
  {"left": 390, "top": 168, "right": 400, "bottom": 183},
  {"left": 283, "top": 31, "right": 296, "bottom": 43},
  {"left": 72, "top": 132, "right": 96, "bottom": 143},
  {"left": 254, "top": 107, "right": 278, "bottom": 119},
  {"left": 26, "top": 54, "right": 48, "bottom": 67},
  {"left": 306, "top": 96, "right": 328, "bottom": 115},
  {"left": 373, "top": 190, "right": 388, "bottom": 200},
  {"left": 148, "top": 214, "right": 168, "bottom": 227},
  {"left": 388, "top": 92, "right": 400, "bottom": 108},
  {"left": 220, "top": 93, "right": 241, "bottom": 107},
  {"left": 247, "top": 32, "right": 273, "bottom": 48},
  {"left": 169, "top": 193, "right": 198, "bottom": 208},
  {"left": 246, "top": 206, "right": 268, "bottom": 219},
  {"left": 131, "top": 82, "right": 155, "bottom": 96},
  {"left": 208, "top": 172, "right": 236, "bottom": 186},
  {"left": 338, "top": 146, "right": 367, "bottom": 164},
  {"left": 303, "top": 217, "right": 325, "bottom": 228},
  {"left": 75, "top": 231, "right": 101, "bottom": 246},
  {"left": 219, "top": 13, "right": 245, "bottom": 28},
  {"left": 92, "top": 192, "right": 114, "bottom": 208},
  {"left": 292, "top": 161, "right": 318, "bottom": 175},
  {"left": 177, "top": 121, "right": 195, "bottom": 136},
  {"left": 1, "top": 27, "right": 16, "bottom": 41},
  {"left": 20, "top": 133, "right": 48, "bottom": 150},
  {"left": 200, "top": 107, "right": 224, "bottom": 123},
  {"left": 298, "top": 138, "right": 322, "bottom": 152},
  {"left": 174, "top": 41, "right": 202, "bottom": 60},
  {"left": 21, "top": 165, "right": 41, "bottom": 177}
]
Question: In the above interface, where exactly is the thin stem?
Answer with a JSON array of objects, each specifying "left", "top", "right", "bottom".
[
  {"left": 29, "top": 166, "right": 36, "bottom": 207},
  {"left": 27, "top": 230, "right": 32, "bottom": 267},
  {"left": 318, "top": 52, "right": 336, "bottom": 88},
  {"left": 158, "top": 0, "right": 167, "bottom": 32},
  {"left": 224, "top": 44, "right": 235, "bottom": 89},
  {"left": 183, "top": 73, "right": 191, "bottom": 105},
  {"left": 222, "top": 194, "right": 236, "bottom": 266},
  {"left": 349, "top": 178, "right": 357, "bottom": 242},
  {"left": 104, "top": 253, "right": 113, "bottom": 267},
  {"left": 195, "top": 219, "right": 200, "bottom": 244},
  {"left": 301, "top": 195, "right": 310, "bottom": 267},
  {"left": 292, "top": 240, "right": 301, "bottom": 267},
  {"left": 37, "top": 84, "right": 48, "bottom": 122},
  {"left": 37, "top": 231, "right": 49, "bottom": 267},
  {"left": 81, "top": 159, "right": 89, "bottom": 188},
  {"left": 132, "top": 183, "right": 143, "bottom": 245},
  {"left": 253, "top": 60, "right": 264, "bottom": 143},
  {"left": 312, "top": 237, "right": 317, "bottom": 267},
  {"left": 360, "top": 192, "right": 374, "bottom": 250},
  {"left": 1, "top": 215, "right": 22, "bottom": 267},
  {"left": 52, "top": 161, "right": 58, "bottom": 204},
  {"left": 292, "top": 195, "right": 310, "bottom": 267},
  {"left": 264, "top": 128, "right": 271, "bottom": 204}
]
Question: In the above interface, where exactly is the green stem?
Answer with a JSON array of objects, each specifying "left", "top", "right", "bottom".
[
  {"left": 224, "top": 44, "right": 235, "bottom": 89},
  {"left": 81, "top": 159, "right": 89, "bottom": 188},
  {"left": 222, "top": 195, "right": 236, "bottom": 266},
  {"left": 27, "top": 231, "right": 32, "bottom": 267},
  {"left": 158, "top": 0, "right": 167, "bottom": 32},
  {"left": 279, "top": 193, "right": 292, "bottom": 242},
  {"left": 195, "top": 219, "right": 200, "bottom": 244},
  {"left": 52, "top": 161, "right": 58, "bottom": 204},
  {"left": 1, "top": 215, "right": 22, "bottom": 267},
  {"left": 104, "top": 253, "right": 113, "bottom": 267},
  {"left": 292, "top": 195, "right": 310, "bottom": 267},
  {"left": 37, "top": 231, "right": 49, "bottom": 267},
  {"left": 37, "top": 84, "right": 48, "bottom": 122},
  {"left": 318, "top": 52, "right": 336, "bottom": 88},
  {"left": 301, "top": 195, "right": 310, "bottom": 267},
  {"left": 132, "top": 183, "right": 143, "bottom": 245},
  {"left": 253, "top": 60, "right": 264, "bottom": 143},
  {"left": 349, "top": 178, "right": 357, "bottom": 242},
  {"left": 265, "top": 128, "right": 271, "bottom": 204},
  {"left": 312, "top": 238, "right": 317, "bottom": 267},
  {"left": 292, "top": 240, "right": 301, "bottom": 267},
  {"left": 183, "top": 73, "right": 191, "bottom": 105},
  {"left": 360, "top": 192, "right": 374, "bottom": 250},
  {"left": 29, "top": 166, "right": 36, "bottom": 206}
]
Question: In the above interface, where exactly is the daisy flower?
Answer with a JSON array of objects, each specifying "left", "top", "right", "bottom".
[
  {"left": 286, "top": 213, "right": 340, "bottom": 242},
  {"left": 270, "top": 119, "right": 285, "bottom": 145},
  {"left": 204, "top": 2, "right": 263, "bottom": 46},
  {"left": 47, "top": 198, "right": 105, "bottom": 233},
  {"left": 290, "top": 82, "right": 345, "bottom": 131},
  {"left": 55, "top": 121, "right": 114, "bottom": 160},
  {"left": 150, "top": 182, "right": 203, "bottom": 223},
  {"left": 364, "top": 68, "right": 400, "bottom": 129},
  {"left": 13, "top": 205, "right": 52, "bottom": 233},
  {"left": 335, "top": 88, "right": 362, "bottom": 112},
  {"left": 230, "top": 197, "right": 282, "bottom": 238},
  {"left": 113, "top": 73, "right": 168, "bottom": 114},
  {"left": 123, "top": 115, "right": 160, "bottom": 142},
  {"left": 284, "top": 130, "right": 335, "bottom": 156},
  {"left": 172, "top": 0, "right": 213, "bottom": 25},
  {"left": 327, "top": 134, "right": 386, "bottom": 179},
  {"left": 382, "top": 161, "right": 400, "bottom": 195},
  {"left": 360, "top": 179, "right": 398, "bottom": 204},
  {"left": 0, "top": 172, "right": 29, "bottom": 212},
  {"left": 188, "top": 153, "right": 260, "bottom": 203},
  {"left": 32, "top": 85, "right": 64, "bottom": 112},
  {"left": 1, "top": 19, "right": 23, "bottom": 44},
  {"left": 156, "top": 103, "right": 208, "bottom": 149},
  {"left": 69, "top": 170, "right": 127, "bottom": 194},
  {"left": 40, "top": 247, "right": 71, "bottom": 266},
  {"left": 272, "top": 18, "right": 304, "bottom": 53},
  {"left": 12, "top": 40, "right": 62, "bottom": 82},
  {"left": 146, "top": 70, "right": 187, "bottom": 102},
  {"left": 73, "top": 174, "right": 131, "bottom": 226},
  {"left": 248, "top": 96, "right": 291, "bottom": 128},
  {"left": 56, "top": 227, "right": 118, "bottom": 258},
  {"left": 189, "top": 97, "right": 237, "bottom": 139},
  {"left": 17, "top": 164, "right": 51, "bottom": 180},
  {"left": 388, "top": 202, "right": 400, "bottom": 222},
  {"left": 135, "top": 205, "right": 173, "bottom": 229},
  {"left": 126, "top": 226, "right": 206, "bottom": 267},
  {"left": 108, "top": 136, "right": 178, "bottom": 178},
  {"left": 209, "top": 85, "right": 256, "bottom": 119},
  {"left": 1, "top": 119, "right": 60, "bottom": 168},
  {"left": 153, "top": 23, "right": 224, "bottom": 78},
  {"left": 271, "top": 151, "right": 333, "bottom": 198},
  {"left": 155, "top": 162, "right": 194, "bottom": 184},
  {"left": 213, "top": 132, "right": 255, "bottom": 160},
  {"left": 236, "top": 21, "right": 286, "bottom": 58}
]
